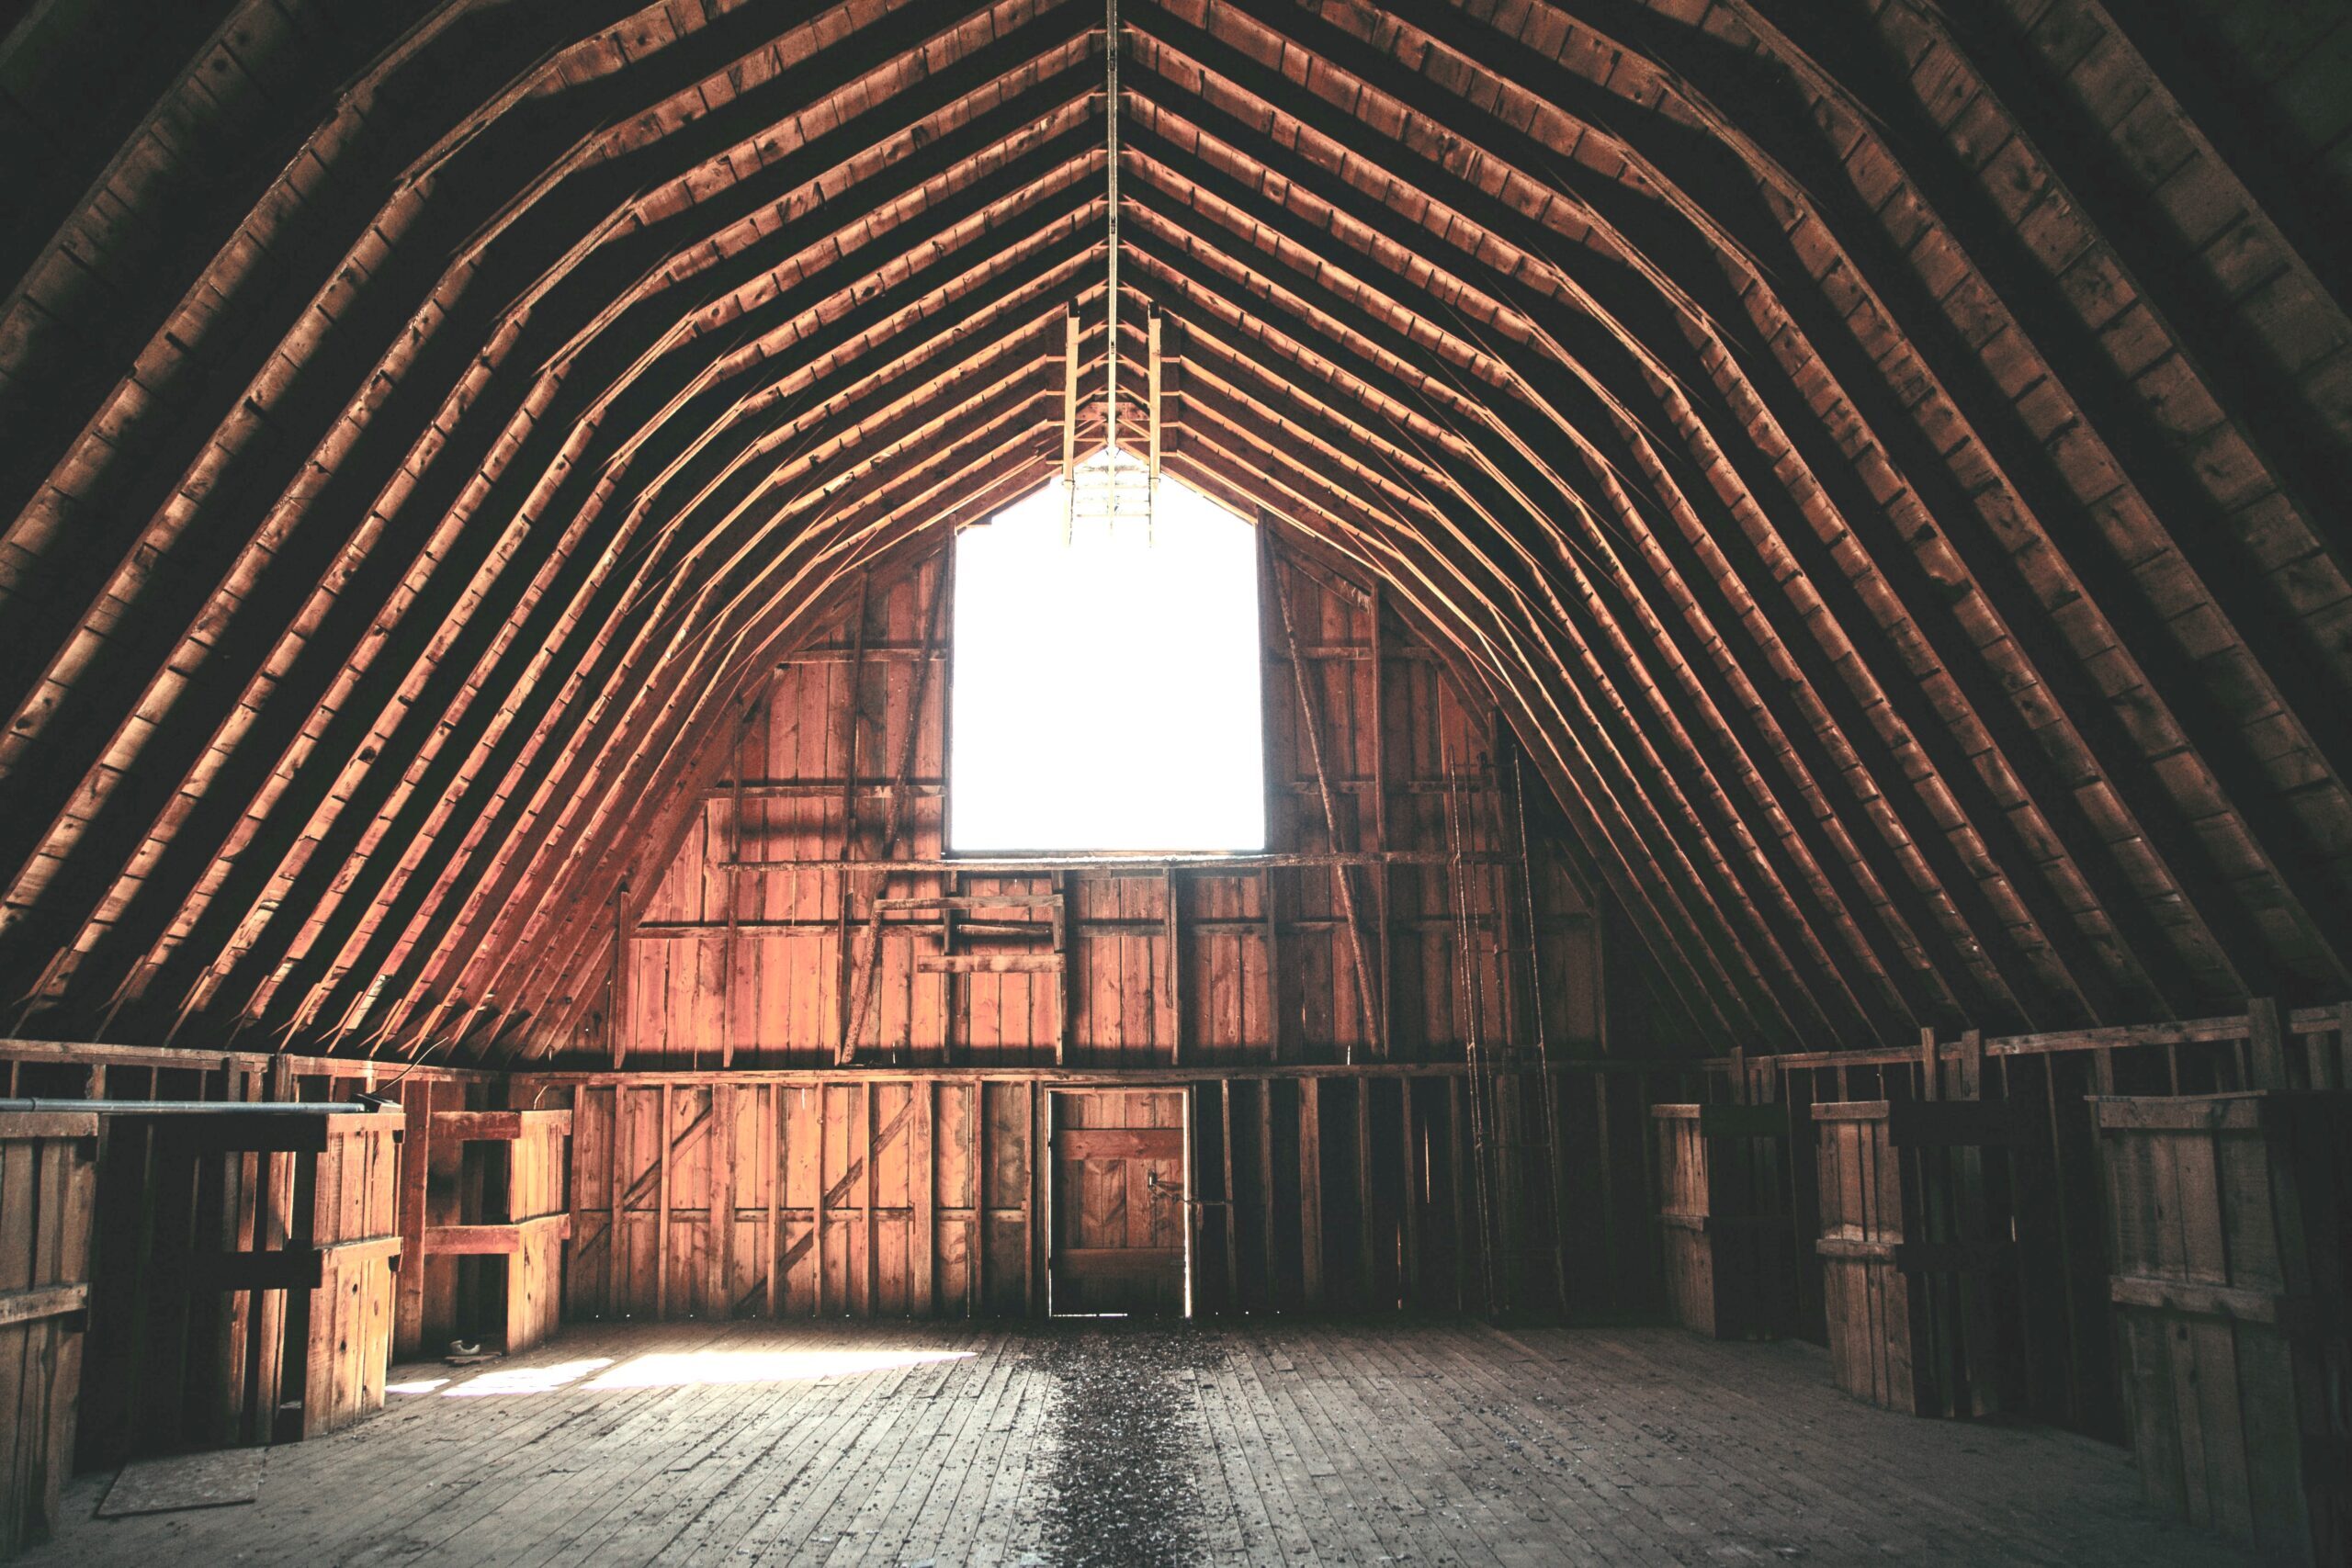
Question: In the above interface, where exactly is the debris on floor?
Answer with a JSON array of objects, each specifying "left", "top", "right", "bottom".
[
  {"left": 1035, "top": 1322, "right": 1222, "bottom": 1568},
  {"left": 96, "top": 1449, "right": 265, "bottom": 1517}
]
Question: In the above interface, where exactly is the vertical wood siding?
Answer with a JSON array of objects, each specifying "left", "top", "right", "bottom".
[
  {"left": 612, "top": 550, "right": 1606, "bottom": 1068},
  {"left": 553, "top": 1067, "right": 1612, "bottom": 1323}
]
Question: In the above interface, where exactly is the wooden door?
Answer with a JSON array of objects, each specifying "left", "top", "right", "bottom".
[{"left": 1050, "top": 1090, "right": 1186, "bottom": 1315}]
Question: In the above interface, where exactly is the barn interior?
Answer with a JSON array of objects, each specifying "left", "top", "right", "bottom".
[{"left": 0, "top": 0, "right": 2347, "bottom": 1562}]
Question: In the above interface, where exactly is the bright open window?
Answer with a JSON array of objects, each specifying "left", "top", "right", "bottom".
[{"left": 947, "top": 449, "right": 1267, "bottom": 852}]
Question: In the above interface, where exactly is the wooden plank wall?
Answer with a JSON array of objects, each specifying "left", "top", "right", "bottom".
[
  {"left": 0, "top": 1113, "right": 95, "bottom": 1555},
  {"left": 556, "top": 1075, "right": 1023, "bottom": 1322},
  {"left": 281, "top": 1113, "right": 402, "bottom": 1439},
  {"left": 614, "top": 552, "right": 1609, "bottom": 1068},
  {"left": 540, "top": 1066, "right": 1669, "bottom": 1323}
]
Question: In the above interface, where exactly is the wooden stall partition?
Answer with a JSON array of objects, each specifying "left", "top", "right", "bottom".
[
  {"left": 421, "top": 1111, "right": 572, "bottom": 1355},
  {"left": 1815, "top": 1103, "right": 1928, "bottom": 1412},
  {"left": 1652, "top": 1103, "right": 1792, "bottom": 1338},
  {"left": 0, "top": 1113, "right": 96, "bottom": 1554},
  {"left": 277, "top": 1110, "right": 405, "bottom": 1440},
  {"left": 505, "top": 1113, "right": 570, "bottom": 1352},
  {"left": 1813, "top": 1100, "right": 2017, "bottom": 1416},
  {"left": 79, "top": 1107, "right": 404, "bottom": 1463},
  {"left": 2092, "top": 1091, "right": 2350, "bottom": 1566}
]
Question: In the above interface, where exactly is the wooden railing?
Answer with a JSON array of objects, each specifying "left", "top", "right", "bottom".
[{"left": 1645, "top": 1000, "right": 2351, "bottom": 1446}]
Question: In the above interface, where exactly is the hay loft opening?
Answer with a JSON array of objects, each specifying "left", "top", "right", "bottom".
[{"left": 946, "top": 448, "right": 1267, "bottom": 854}]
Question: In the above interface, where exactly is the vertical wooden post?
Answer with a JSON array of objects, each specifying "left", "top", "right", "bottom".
[
  {"left": 715, "top": 1083, "right": 736, "bottom": 1318},
  {"left": 1449, "top": 1076, "right": 1471, "bottom": 1312},
  {"left": 1182, "top": 1086, "right": 1198, "bottom": 1318},
  {"left": 835, "top": 575, "right": 870, "bottom": 1056},
  {"left": 939, "top": 549, "right": 961, "bottom": 1066},
  {"left": 1510, "top": 744, "right": 1570, "bottom": 1311},
  {"left": 1219, "top": 1079, "right": 1239, "bottom": 1312},
  {"left": 1954, "top": 1027, "right": 2004, "bottom": 1416},
  {"left": 396, "top": 1079, "right": 434, "bottom": 1356},
  {"left": 2246, "top": 997, "right": 2288, "bottom": 1089},
  {"left": 2036, "top": 1053, "right": 2086, "bottom": 1424},
  {"left": 1634, "top": 1069, "right": 1663, "bottom": 1314},
  {"left": 1440, "top": 720, "right": 1498, "bottom": 1309},
  {"left": 812, "top": 1085, "right": 827, "bottom": 1317},
  {"left": 608, "top": 1086, "right": 627, "bottom": 1315},
  {"left": 765, "top": 1085, "right": 780, "bottom": 1319},
  {"left": 1298, "top": 1077, "right": 1324, "bottom": 1309},
  {"left": 655, "top": 1082, "right": 672, "bottom": 1319},
  {"left": 610, "top": 880, "right": 631, "bottom": 1071},
  {"left": 847, "top": 565, "right": 949, "bottom": 1063},
  {"left": 1052, "top": 873, "right": 1071, "bottom": 1066},
  {"left": 1920, "top": 1027, "right": 1942, "bottom": 1100},
  {"left": 1258, "top": 1082, "right": 1278, "bottom": 1307},
  {"left": 1269, "top": 536, "right": 1379, "bottom": 1061},
  {"left": 1164, "top": 868, "right": 1182, "bottom": 1066},
  {"left": 722, "top": 695, "right": 755, "bottom": 1069},
  {"left": 562, "top": 1082, "right": 585, "bottom": 1325},
  {"left": 1026, "top": 1082, "right": 1043, "bottom": 1316},
  {"left": 914, "top": 1081, "right": 936, "bottom": 1316},
  {"left": 1258, "top": 531, "right": 1286, "bottom": 1066},
  {"left": 1355, "top": 1077, "right": 1376, "bottom": 1302},
  {"left": 970, "top": 1081, "right": 986, "bottom": 1316},
  {"left": 1369, "top": 584, "right": 1393, "bottom": 1058},
  {"left": 864, "top": 1082, "right": 878, "bottom": 1316},
  {"left": 1483, "top": 714, "right": 1520, "bottom": 1059},
  {"left": 1397, "top": 1080, "right": 1421, "bottom": 1306},
  {"left": 1592, "top": 1068, "right": 1615, "bottom": 1309},
  {"left": 1261, "top": 868, "right": 1283, "bottom": 1064}
]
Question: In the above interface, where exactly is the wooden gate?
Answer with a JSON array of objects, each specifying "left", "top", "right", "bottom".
[
  {"left": 2092, "top": 1090, "right": 2349, "bottom": 1565},
  {"left": 1813, "top": 1099, "right": 2017, "bottom": 1416},
  {"left": 1049, "top": 1090, "right": 1185, "bottom": 1315},
  {"left": 0, "top": 1112, "right": 96, "bottom": 1553},
  {"left": 1653, "top": 1102, "right": 1793, "bottom": 1339}
]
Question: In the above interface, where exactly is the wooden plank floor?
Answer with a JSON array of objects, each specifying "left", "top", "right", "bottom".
[{"left": 26, "top": 1319, "right": 2248, "bottom": 1566}]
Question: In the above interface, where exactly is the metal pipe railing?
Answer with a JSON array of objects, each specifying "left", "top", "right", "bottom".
[{"left": 0, "top": 1099, "right": 391, "bottom": 1115}]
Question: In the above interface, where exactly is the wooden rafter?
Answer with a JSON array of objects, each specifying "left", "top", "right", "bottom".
[{"left": 0, "top": 0, "right": 2346, "bottom": 1063}]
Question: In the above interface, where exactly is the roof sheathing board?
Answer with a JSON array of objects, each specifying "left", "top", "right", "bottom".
[{"left": 0, "top": 0, "right": 2346, "bottom": 1060}]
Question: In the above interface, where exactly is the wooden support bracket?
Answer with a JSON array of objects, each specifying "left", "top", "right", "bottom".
[
  {"left": 430, "top": 1110, "right": 575, "bottom": 1143},
  {"left": 425, "top": 1215, "right": 574, "bottom": 1256},
  {"left": 0, "top": 1282, "right": 87, "bottom": 1331}
]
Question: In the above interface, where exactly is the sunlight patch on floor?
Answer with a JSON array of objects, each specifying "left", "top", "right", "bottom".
[
  {"left": 437, "top": 1358, "right": 616, "bottom": 1396},
  {"left": 585, "top": 1347, "right": 977, "bottom": 1389}
]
